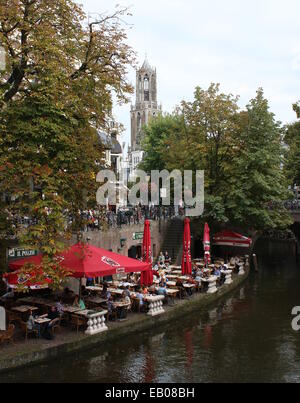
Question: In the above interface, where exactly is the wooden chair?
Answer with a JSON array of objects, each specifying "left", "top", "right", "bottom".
[
  {"left": 0, "top": 324, "right": 15, "bottom": 345},
  {"left": 20, "top": 321, "right": 39, "bottom": 340},
  {"left": 6, "top": 310, "right": 21, "bottom": 325},
  {"left": 50, "top": 317, "right": 61, "bottom": 334},
  {"left": 106, "top": 310, "right": 118, "bottom": 322},
  {"left": 70, "top": 315, "right": 86, "bottom": 334}
]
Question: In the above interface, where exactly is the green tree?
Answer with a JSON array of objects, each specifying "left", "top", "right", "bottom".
[
  {"left": 226, "top": 89, "right": 291, "bottom": 230},
  {"left": 284, "top": 103, "right": 300, "bottom": 187},
  {"left": 0, "top": 1, "right": 135, "bottom": 286}
]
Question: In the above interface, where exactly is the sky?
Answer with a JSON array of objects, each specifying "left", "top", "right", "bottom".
[{"left": 78, "top": 0, "right": 300, "bottom": 146}]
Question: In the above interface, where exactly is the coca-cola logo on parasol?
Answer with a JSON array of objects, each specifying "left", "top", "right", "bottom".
[
  {"left": 101, "top": 256, "right": 120, "bottom": 267},
  {"left": 17, "top": 274, "right": 31, "bottom": 285}
]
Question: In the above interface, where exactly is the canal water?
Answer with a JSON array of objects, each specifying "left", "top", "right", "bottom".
[{"left": 1, "top": 257, "right": 300, "bottom": 383}]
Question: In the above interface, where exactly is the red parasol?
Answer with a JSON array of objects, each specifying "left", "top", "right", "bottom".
[
  {"left": 213, "top": 230, "right": 252, "bottom": 248},
  {"left": 181, "top": 218, "right": 192, "bottom": 275},
  {"left": 140, "top": 220, "right": 153, "bottom": 286},
  {"left": 203, "top": 223, "right": 211, "bottom": 266},
  {"left": 3, "top": 268, "right": 52, "bottom": 290},
  {"left": 7, "top": 244, "right": 152, "bottom": 279}
]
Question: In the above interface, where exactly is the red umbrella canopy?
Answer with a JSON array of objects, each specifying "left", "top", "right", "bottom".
[
  {"left": 181, "top": 218, "right": 192, "bottom": 275},
  {"left": 8, "top": 244, "right": 152, "bottom": 279},
  {"left": 9, "top": 255, "right": 42, "bottom": 271},
  {"left": 203, "top": 223, "right": 211, "bottom": 266},
  {"left": 3, "top": 268, "right": 52, "bottom": 290},
  {"left": 213, "top": 230, "right": 252, "bottom": 248},
  {"left": 141, "top": 220, "right": 153, "bottom": 286},
  {"left": 58, "top": 243, "right": 151, "bottom": 278}
]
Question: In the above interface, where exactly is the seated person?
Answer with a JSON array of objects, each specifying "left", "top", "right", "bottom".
[
  {"left": 164, "top": 251, "right": 171, "bottom": 265},
  {"left": 159, "top": 277, "right": 167, "bottom": 288},
  {"left": 1, "top": 287, "right": 14, "bottom": 299},
  {"left": 135, "top": 288, "right": 146, "bottom": 312},
  {"left": 175, "top": 279, "right": 187, "bottom": 298},
  {"left": 62, "top": 287, "right": 74, "bottom": 304},
  {"left": 86, "top": 277, "right": 94, "bottom": 287},
  {"left": 26, "top": 309, "right": 41, "bottom": 338},
  {"left": 107, "top": 296, "right": 117, "bottom": 319},
  {"left": 42, "top": 306, "right": 60, "bottom": 339},
  {"left": 148, "top": 285, "right": 157, "bottom": 295},
  {"left": 214, "top": 267, "right": 221, "bottom": 278},
  {"left": 55, "top": 298, "right": 64, "bottom": 316},
  {"left": 157, "top": 283, "right": 167, "bottom": 298},
  {"left": 73, "top": 295, "right": 86, "bottom": 310},
  {"left": 100, "top": 283, "right": 111, "bottom": 300},
  {"left": 124, "top": 286, "right": 131, "bottom": 298},
  {"left": 117, "top": 291, "right": 131, "bottom": 320}
]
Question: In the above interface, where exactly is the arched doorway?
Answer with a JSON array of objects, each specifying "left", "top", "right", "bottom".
[{"left": 128, "top": 245, "right": 142, "bottom": 259}]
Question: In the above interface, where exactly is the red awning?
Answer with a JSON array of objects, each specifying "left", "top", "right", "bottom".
[
  {"left": 213, "top": 231, "right": 252, "bottom": 248},
  {"left": 8, "top": 244, "right": 152, "bottom": 279}
]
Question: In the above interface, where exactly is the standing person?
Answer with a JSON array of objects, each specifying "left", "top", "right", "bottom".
[
  {"left": 164, "top": 251, "right": 171, "bottom": 265},
  {"left": 158, "top": 252, "right": 165, "bottom": 266}
]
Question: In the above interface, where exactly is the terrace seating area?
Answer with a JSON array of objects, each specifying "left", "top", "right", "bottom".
[{"left": 0, "top": 254, "right": 248, "bottom": 347}]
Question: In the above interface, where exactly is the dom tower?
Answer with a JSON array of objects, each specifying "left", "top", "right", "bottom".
[{"left": 128, "top": 57, "right": 162, "bottom": 179}]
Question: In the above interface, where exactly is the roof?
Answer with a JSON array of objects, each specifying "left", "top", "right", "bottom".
[
  {"left": 141, "top": 56, "right": 153, "bottom": 72},
  {"left": 98, "top": 131, "right": 122, "bottom": 154}
]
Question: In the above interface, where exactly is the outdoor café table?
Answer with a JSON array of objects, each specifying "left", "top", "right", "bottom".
[
  {"left": 113, "top": 302, "right": 131, "bottom": 320},
  {"left": 183, "top": 283, "right": 196, "bottom": 293},
  {"left": 62, "top": 305, "right": 83, "bottom": 314},
  {"left": 108, "top": 288, "right": 124, "bottom": 296},
  {"left": 34, "top": 317, "right": 51, "bottom": 325},
  {"left": 166, "top": 275, "right": 178, "bottom": 280},
  {"left": 85, "top": 297, "right": 107, "bottom": 309},
  {"left": 12, "top": 305, "right": 39, "bottom": 313},
  {"left": 165, "top": 289, "right": 179, "bottom": 304},
  {"left": 166, "top": 281, "right": 177, "bottom": 288},
  {"left": 86, "top": 286, "right": 103, "bottom": 293},
  {"left": 171, "top": 270, "right": 182, "bottom": 275},
  {"left": 178, "top": 276, "right": 191, "bottom": 281},
  {"left": 73, "top": 309, "right": 92, "bottom": 317}
]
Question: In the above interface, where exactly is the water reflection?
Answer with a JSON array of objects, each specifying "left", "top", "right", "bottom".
[{"left": 1, "top": 259, "right": 300, "bottom": 383}]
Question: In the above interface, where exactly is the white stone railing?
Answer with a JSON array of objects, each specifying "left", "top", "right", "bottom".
[
  {"left": 0, "top": 306, "right": 5, "bottom": 331},
  {"left": 222, "top": 270, "right": 233, "bottom": 285},
  {"left": 145, "top": 295, "right": 165, "bottom": 316},
  {"left": 238, "top": 264, "right": 245, "bottom": 276},
  {"left": 204, "top": 276, "right": 218, "bottom": 294},
  {"left": 85, "top": 310, "right": 108, "bottom": 336}
]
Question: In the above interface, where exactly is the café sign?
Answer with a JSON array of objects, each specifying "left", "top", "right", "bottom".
[
  {"left": 7, "top": 247, "right": 38, "bottom": 261},
  {"left": 132, "top": 232, "right": 143, "bottom": 241}
]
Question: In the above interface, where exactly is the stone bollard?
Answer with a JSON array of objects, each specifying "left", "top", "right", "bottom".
[
  {"left": 207, "top": 276, "right": 218, "bottom": 294},
  {"left": 145, "top": 295, "right": 165, "bottom": 316},
  {"left": 224, "top": 270, "right": 233, "bottom": 285},
  {"left": 0, "top": 306, "right": 6, "bottom": 331},
  {"left": 85, "top": 310, "right": 108, "bottom": 335},
  {"left": 238, "top": 264, "right": 245, "bottom": 276}
]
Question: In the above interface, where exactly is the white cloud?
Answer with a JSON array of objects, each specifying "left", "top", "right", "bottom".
[{"left": 78, "top": 0, "right": 300, "bottom": 144}]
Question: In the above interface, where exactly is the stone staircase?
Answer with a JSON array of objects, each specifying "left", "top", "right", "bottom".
[{"left": 159, "top": 217, "right": 184, "bottom": 264}]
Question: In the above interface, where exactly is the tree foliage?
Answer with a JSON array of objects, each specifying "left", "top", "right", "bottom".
[
  {"left": 0, "top": 1, "right": 135, "bottom": 285},
  {"left": 141, "top": 85, "right": 291, "bottom": 231}
]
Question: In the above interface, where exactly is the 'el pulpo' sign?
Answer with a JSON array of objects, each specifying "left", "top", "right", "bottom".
[{"left": 7, "top": 248, "right": 38, "bottom": 261}]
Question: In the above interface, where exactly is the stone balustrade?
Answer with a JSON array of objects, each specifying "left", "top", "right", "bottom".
[
  {"left": 206, "top": 276, "right": 218, "bottom": 294},
  {"left": 0, "top": 306, "right": 5, "bottom": 331},
  {"left": 223, "top": 270, "right": 233, "bottom": 285},
  {"left": 85, "top": 310, "right": 108, "bottom": 336},
  {"left": 145, "top": 295, "right": 165, "bottom": 316},
  {"left": 238, "top": 265, "right": 245, "bottom": 276}
]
